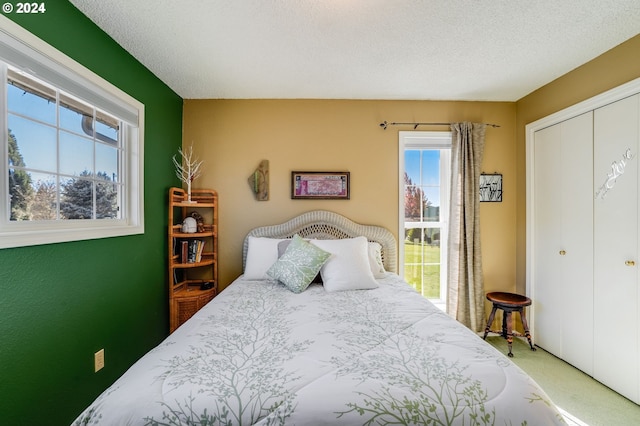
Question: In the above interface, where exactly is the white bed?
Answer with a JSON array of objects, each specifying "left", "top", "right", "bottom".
[{"left": 72, "top": 210, "right": 565, "bottom": 425}]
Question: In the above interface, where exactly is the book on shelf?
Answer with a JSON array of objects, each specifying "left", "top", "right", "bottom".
[
  {"left": 180, "top": 240, "right": 188, "bottom": 264},
  {"left": 181, "top": 239, "right": 206, "bottom": 264},
  {"left": 196, "top": 240, "right": 206, "bottom": 263}
]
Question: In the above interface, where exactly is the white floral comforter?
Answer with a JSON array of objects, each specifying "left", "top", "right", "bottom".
[{"left": 73, "top": 274, "right": 566, "bottom": 425}]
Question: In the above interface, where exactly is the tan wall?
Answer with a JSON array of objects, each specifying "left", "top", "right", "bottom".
[
  {"left": 183, "top": 99, "right": 516, "bottom": 291},
  {"left": 514, "top": 34, "right": 640, "bottom": 294}
]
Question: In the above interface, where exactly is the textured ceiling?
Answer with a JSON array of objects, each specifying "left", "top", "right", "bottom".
[{"left": 69, "top": 0, "right": 640, "bottom": 101}]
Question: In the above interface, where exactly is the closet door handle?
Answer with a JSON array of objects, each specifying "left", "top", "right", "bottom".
[
  {"left": 559, "top": 250, "right": 566, "bottom": 256},
  {"left": 625, "top": 260, "right": 636, "bottom": 267}
]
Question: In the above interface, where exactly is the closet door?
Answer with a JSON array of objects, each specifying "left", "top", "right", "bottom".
[
  {"left": 593, "top": 94, "right": 640, "bottom": 404},
  {"left": 533, "top": 124, "right": 564, "bottom": 355},
  {"left": 533, "top": 112, "right": 594, "bottom": 374},
  {"left": 557, "top": 113, "right": 594, "bottom": 374}
]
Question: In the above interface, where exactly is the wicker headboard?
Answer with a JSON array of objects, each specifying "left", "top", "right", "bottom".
[{"left": 243, "top": 210, "right": 397, "bottom": 273}]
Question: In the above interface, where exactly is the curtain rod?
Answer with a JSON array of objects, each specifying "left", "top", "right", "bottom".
[{"left": 379, "top": 121, "right": 500, "bottom": 130}]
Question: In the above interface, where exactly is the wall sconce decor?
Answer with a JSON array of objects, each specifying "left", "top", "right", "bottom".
[{"left": 248, "top": 160, "right": 269, "bottom": 201}]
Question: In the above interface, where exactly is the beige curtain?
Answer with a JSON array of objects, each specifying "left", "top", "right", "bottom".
[{"left": 447, "top": 122, "right": 486, "bottom": 331}]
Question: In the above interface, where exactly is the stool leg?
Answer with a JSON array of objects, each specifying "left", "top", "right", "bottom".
[
  {"left": 501, "top": 311, "right": 508, "bottom": 338},
  {"left": 519, "top": 307, "right": 537, "bottom": 352},
  {"left": 483, "top": 305, "right": 498, "bottom": 340},
  {"left": 505, "top": 311, "right": 514, "bottom": 357}
]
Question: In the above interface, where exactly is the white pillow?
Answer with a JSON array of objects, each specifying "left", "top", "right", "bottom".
[
  {"left": 291, "top": 239, "right": 385, "bottom": 279},
  {"left": 244, "top": 237, "right": 285, "bottom": 279},
  {"left": 312, "top": 237, "right": 379, "bottom": 292},
  {"left": 368, "top": 242, "right": 386, "bottom": 278}
]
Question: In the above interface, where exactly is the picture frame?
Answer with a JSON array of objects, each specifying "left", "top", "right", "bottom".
[
  {"left": 291, "top": 171, "right": 350, "bottom": 199},
  {"left": 479, "top": 173, "right": 503, "bottom": 202}
]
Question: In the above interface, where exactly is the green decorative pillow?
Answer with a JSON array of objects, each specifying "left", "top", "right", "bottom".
[{"left": 267, "top": 234, "right": 331, "bottom": 293}]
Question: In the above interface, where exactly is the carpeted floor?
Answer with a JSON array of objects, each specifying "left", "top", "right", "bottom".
[{"left": 485, "top": 336, "right": 640, "bottom": 426}]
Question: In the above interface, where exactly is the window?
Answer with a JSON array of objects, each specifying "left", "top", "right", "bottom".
[
  {"left": 399, "top": 131, "right": 451, "bottom": 309},
  {"left": 0, "top": 18, "right": 144, "bottom": 249}
]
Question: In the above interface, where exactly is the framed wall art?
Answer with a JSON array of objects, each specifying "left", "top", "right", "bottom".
[
  {"left": 479, "top": 173, "right": 502, "bottom": 202},
  {"left": 291, "top": 171, "right": 350, "bottom": 199}
]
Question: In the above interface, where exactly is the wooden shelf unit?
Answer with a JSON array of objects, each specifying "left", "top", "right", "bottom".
[{"left": 168, "top": 187, "right": 218, "bottom": 332}]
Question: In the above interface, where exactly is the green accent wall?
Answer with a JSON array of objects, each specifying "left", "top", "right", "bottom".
[{"left": 0, "top": 2, "right": 183, "bottom": 424}]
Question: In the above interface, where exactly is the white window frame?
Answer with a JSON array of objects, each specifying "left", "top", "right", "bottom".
[
  {"left": 0, "top": 16, "right": 144, "bottom": 249},
  {"left": 399, "top": 131, "right": 451, "bottom": 308}
]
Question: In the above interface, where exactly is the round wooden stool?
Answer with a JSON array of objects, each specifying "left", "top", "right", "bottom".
[{"left": 482, "top": 291, "right": 536, "bottom": 357}]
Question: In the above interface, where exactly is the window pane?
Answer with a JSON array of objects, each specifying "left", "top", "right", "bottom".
[
  {"left": 405, "top": 149, "right": 443, "bottom": 223},
  {"left": 403, "top": 233, "right": 441, "bottom": 299},
  {"left": 8, "top": 169, "right": 60, "bottom": 221},
  {"left": 422, "top": 187, "right": 440, "bottom": 221},
  {"left": 59, "top": 131, "right": 93, "bottom": 176},
  {"left": 422, "top": 265, "right": 441, "bottom": 299},
  {"left": 60, "top": 176, "right": 93, "bottom": 219},
  {"left": 5, "top": 69, "right": 126, "bottom": 226},
  {"left": 8, "top": 167, "right": 32, "bottom": 220},
  {"left": 404, "top": 227, "right": 423, "bottom": 246},
  {"left": 7, "top": 78, "right": 56, "bottom": 125},
  {"left": 8, "top": 114, "right": 57, "bottom": 172},
  {"left": 404, "top": 150, "right": 420, "bottom": 185},
  {"left": 96, "top": 179, "right": 120, "bottom": 219},
  {"left": 424, "top": 227, "right": 441, "bottom": 249},
  {"left": 404, "top": 185, "right": 423, "bottom": 222},
  {"left": 96, "top": 119, "right": 118, "bottom": 144},
  {"left": 60, "top": 95, "right": 92, "bottom": 136},
  {"left": 96, "top": 142, "right": 118, "bottom": 182},
  {"left": 403, "top": 230, "right": 423, "bottom": 291},
  {"left": 404, "top": 261, "right": 423, "bottom": 293},
  {"left": 30, "top": 172, "right": 58, "bottom": 220},
  {"left": 421, "top": 150, "right": 440, "bottom": 185}
]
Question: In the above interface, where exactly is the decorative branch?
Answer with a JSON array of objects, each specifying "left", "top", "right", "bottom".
[{"left": 172, "top": 144, "right": 203, "bottom": 202}]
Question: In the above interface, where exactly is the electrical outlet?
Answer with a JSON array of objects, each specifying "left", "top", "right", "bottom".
[{"left": 94, "top": 349, "right": 105, "bottom": 372}]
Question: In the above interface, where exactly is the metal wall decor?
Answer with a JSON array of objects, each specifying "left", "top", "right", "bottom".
[{"left": 595, "top": 148, "right": 635, "bottom": 200}]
